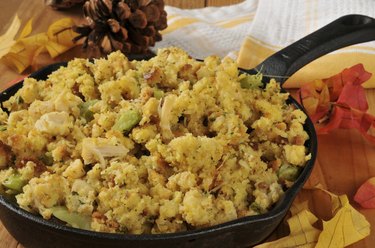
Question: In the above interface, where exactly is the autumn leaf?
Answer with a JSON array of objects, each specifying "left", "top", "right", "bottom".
[
  {"left": 298, "top": 79, "right": 330, "bottom": 122},
  {"left": 334, "top": 64, "right": 371, "bottom": 111},
  {"left": 46, "top": 18, "right": 78, "bottom": 58},
  {"left": 255, "top": 187, "right": 370, "bottom": 248},
  {"left": 354, "top": 177, "right": 375, "bottom": 208},
  {"left": 318, "top": 105, "right": 375, "bottom": 143},
  {"left": 323, "top": 64, "right": 371, "bottom": 103},
  {"left": 0, "top": 15, "right": 22, "bottom": 58},
  {"left": 315, "top": 192, "right": 370, "bottom": 247},
  {"left": 1, "top": 17, "right": 79, "bottom": 73},
  {"left": 298, "top": 64, "right": 375, "bottom": 143},
  {"left": 18, "top": 18, "right": 33, "bottom": 39},
  {"left": 254, "top": 209, "right": 320, "bottom": 248}
]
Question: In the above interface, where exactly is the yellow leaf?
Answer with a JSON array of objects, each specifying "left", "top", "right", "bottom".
[
  {"left": 20, "top": 33, "right": 49, "bottom": 48},
  {"left": 18, "top": 18, "right": 33, "bottom": 39},
  {"left": 301, "top": 97, "right": 319, "bottom": 116},
  {"left": 47, "top": 18, "right": 77, "bottom": 47},
  {"left": 315, "top": 194, "right": 370, "bottom": 248},
  {"left": 2, "top": 51, "right": 31, "bottom": 73},
  {"left": 2, "top": 33, "right": 48, "bottom": 73},
  {"left": 290, "top": 200, "right": 309, "bottom": 215},
  {"left": 255, "top": 187, "right": 370, "bottom": 248},
  {"left": 0, "top": 15, "right": 21, "bottom": 58},
  {"left": 45, "top": 41, "right": 71, "bottom": 58},
  {"left": 1, "top": 17, "right": 79, "bottom": 73},
  {"left": 254, "top": 209, "right": 320, "bottom": 248}
]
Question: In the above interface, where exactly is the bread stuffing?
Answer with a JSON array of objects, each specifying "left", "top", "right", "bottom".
[{"left": 0, "top": 47, "right": 310, "bottom": 234}]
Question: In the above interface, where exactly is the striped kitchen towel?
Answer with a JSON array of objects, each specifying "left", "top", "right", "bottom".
[{"left": 153, "top": 0, "right": 375, "bottom": 88}]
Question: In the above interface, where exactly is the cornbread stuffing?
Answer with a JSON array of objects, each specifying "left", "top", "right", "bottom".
[{"left": 0, "top": 47, "right": 310, "bottom": 234}]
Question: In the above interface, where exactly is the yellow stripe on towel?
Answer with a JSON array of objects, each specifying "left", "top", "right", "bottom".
[
  {"left": 237, "top": 36, "right": 375, "bottom": 88},
  {"left": 161, "top": 17, "right": 200, "bottom": 35},
  {"left": 218, "top": 15, "right": 254, "bottom": 28}
]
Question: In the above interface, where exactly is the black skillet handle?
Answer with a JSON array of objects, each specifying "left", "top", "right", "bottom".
[{"left": 246, "top": 14, "right": 375, "bottom": 84}]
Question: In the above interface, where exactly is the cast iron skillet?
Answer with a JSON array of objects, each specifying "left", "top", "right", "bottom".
[{"left": 0, "top": 14, "right": 374, "bottom": 248}]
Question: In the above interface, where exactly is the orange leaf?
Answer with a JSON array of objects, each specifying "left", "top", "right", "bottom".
[
  {"left": 354, "top": 177, "right": 375, "bottom": 209},
  {"left": 298, "top": 80, "right": 330, "bottom": 122}
]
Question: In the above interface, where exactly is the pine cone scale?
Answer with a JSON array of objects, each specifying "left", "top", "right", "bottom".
[
  {"left": 45, "top": 0, "right": 85, "bottom": 9},
  {"left": 129, "top": 10, "right": 148, "bottom": 29},
  {"left": 74, "top": 0, "right": 167, "bottom": 55},
  {"left": 108, "top": 19, "right": 121, "bottom": 33},
  {"left": 116, "top": 2, "right": 131, "bottom": 20}
]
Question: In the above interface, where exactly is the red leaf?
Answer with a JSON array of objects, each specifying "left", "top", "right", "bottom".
[
  {"left": 341, "top": 64, "right": 372, "bottom": 86},
  {"left": 297, "top": 63, "right": 375, "bottom": 144},
  {"left": 354, "top": 177, "right": 375, "bottom": 209},
  {"left": 324, "top": 64, "right": 372, "bottom": 102},
  {"left": 323, "top": 73, "right": 344, "bottom": 102},
  {"left": 335, "top": 64, "right": 370, "bottom": 111},
  {"left": 337, "top": 83, "right": 368, "bottom": 111},
  {"left": 318, "top": 105, "right": 375, "bottom": 143}
]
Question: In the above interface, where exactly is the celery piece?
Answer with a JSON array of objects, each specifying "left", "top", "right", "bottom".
[
  {"left": 278, "top": 163, "right": 301, "bottom": 181},
  {"left": 2, "top": 173, "right": 26, "bottom": 192},
  {"left": 0, "top": 125, "right": 7, "bottom": 131},
  {"left": 79, "top": 100, "right": 99, "bottom": 122},
  {"left": 112, "top": 109, "right": 141, "bottom": 133},
  {"left": 153, "top": 88, "right": 164, "bottom": 100},
  {"left": 52, "top": 206, "right": 91, "bottom": 230},
  {"left": 239, "top": 74, "right": 263, "bottom": 89}
]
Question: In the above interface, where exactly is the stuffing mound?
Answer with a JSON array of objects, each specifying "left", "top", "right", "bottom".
[{"left": 0, "top": 47, "right": 310, "bottom": 234}]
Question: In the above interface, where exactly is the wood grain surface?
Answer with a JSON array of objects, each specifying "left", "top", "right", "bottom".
[{"left": 0, "top": 1, "right": 374, "bottom": 248}]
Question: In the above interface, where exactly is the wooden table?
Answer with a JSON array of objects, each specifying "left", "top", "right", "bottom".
[{"left": 0, "top": 1, "right": 374, "bottom": 247}]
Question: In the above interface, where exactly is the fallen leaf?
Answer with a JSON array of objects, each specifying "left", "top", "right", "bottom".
[
  {"left": 334, "top": 64, "right": 370, "bottom": 111},
  {"left": 298, "top": 64, "right": 375, "bottom": 143},
  {"left": 254, "top": 209, "right": 320, "bottom": 248},
  {"left": 323, "top": 64, "right": 371, "bottom": 102},
  {"left": 354, "top": 177, "right": 375, "bottom": 208},
  {"left": 0, "top": 15, "right": 21, "bottom": 58},
  {"left": 318, "top": 105, "right": 375, "bottom": 143},
  {"left": 255, "top": 187, "right": 370, "bottom": 248},
  {"left": 2, "top": 33, "right": 49, "bottom": 73},
  {"left": 1, "top": 17, "right": 79, "bottom": 73},
  {"left": 316, "top": 193, "right": 370, "bottom": 247},
  {"left": 18, "top": 18, "right": 33, "bottom": 39},
  {"left": 298, "top": 79, "right": 330, "bottom": 122},
  {"left": 46, "top": 18, "right": 78, "bottom": 58},
  {"left": 47, "top": 18, "right": 77, "bottom": 47},
  {"left": 2, "top": 52, "right": 31, "bottom": 73}
]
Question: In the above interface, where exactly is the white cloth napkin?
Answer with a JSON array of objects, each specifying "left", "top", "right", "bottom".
[
  {"left": 153, "top": 0, "right": 257, "bottom": 59},
  {"left": 152, "top": 0, "right": 375, "bottom": 88}
]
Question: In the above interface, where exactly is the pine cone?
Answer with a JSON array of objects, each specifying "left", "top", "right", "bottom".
[
  {"left": 45, "top": 0, "right": 86, "bottom": 9},
  {"left": 73, "top": 0, "right": 167, "bottom": 55}
]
